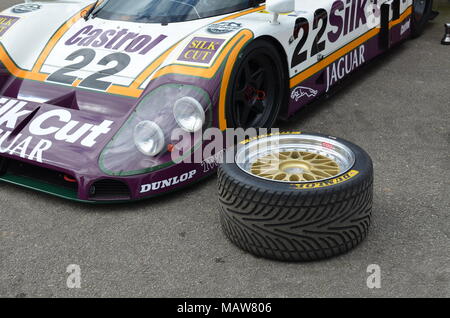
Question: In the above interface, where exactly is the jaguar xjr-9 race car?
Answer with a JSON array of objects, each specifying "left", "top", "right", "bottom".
[{"left": 0, "top": 0, "right": 433, "bottom": 202}]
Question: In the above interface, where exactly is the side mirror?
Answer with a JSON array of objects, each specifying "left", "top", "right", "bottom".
[{"left": 266, "top": 0, "right": 295, "bottom": 24}]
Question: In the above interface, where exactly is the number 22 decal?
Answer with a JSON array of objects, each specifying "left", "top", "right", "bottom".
[
  {"left": 291, "top": 9, "right": 328, "bottom": 68},
  {"left": 47, "top": 48, "right": 131, "bottom": 90}
]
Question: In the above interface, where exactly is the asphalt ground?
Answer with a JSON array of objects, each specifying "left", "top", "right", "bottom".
[{"left": 0, "top": 0, "right": 449, "bottom": 298}]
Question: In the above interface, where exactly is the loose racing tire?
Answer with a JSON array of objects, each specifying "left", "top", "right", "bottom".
[
  {"left": 218, "top": 132, "right": 373, "bottom": 262},
  {"left": 411, "top": 0, "right": 434, "bottom": 37},
  {"left": 226, "top": 39, "right": 287, "bottom": 129}
]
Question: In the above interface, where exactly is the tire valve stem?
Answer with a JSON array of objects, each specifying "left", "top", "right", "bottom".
[{"left": 442, "top": 23, "right": 450, "bottom": 46}]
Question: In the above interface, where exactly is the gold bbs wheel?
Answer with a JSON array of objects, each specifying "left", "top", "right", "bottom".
[
  {"left": 236, "top": 133, "right": 355, "bottom": 184},
  {"left": 251, "top": 151, "right": 340, "bottom": 182}
]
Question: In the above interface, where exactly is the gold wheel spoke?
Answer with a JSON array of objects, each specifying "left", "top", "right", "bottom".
[
  {"left": 259, "top": 169, "right": 280, "bottom": 176},
  {"left": 273, "top": 173, "right": 288, "bottom": 181},
  {"left": 302, "top": 153, "right": 316, "bottom": 160},
  {"left": 303, "top": 173, "right": 316, "bottom": 181},
  {"left": 289, "top": 151, "right": 302, "bottom": 159},
  {"left": 312, "top": 160, "right": 338, "bottom": 165},
  {"left": 251, "top": 150, "right": 341, "bottom": 183},
  {"left": 310, "top": 169, "right": 333, "bottom": 178},
  {"left": 312, "top": 164, "right": 338, "bottom": 170}
]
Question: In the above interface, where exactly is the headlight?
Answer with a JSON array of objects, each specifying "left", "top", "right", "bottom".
[
  {"left": 133, "top": 121, "right": 165, "bottom": 156},
  {"left": 173, "top": 97, "right": 205, "bottom": 132},
  {"left": 100, "top": 84, "right": 212, "bottom": 177}
]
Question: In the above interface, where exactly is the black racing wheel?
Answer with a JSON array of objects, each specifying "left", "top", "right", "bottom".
[
  {"left": 411, "top": 0, "right": 434, "bottom": 37},
  {"left": 226, "top": 39, "right": 288, "bottom": 129}
]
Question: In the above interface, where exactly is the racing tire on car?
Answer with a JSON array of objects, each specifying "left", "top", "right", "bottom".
[
  {"left": 225, "top": 39, "right": 288, "bottom": 129},
  {"left": 411, "top": 0, "right": 434, "bottom": 37},
  {"left": 218, "top": 132, "right": 373, "bottom": 262}
]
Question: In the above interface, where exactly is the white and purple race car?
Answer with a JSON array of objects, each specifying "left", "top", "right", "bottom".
[{"left": 0, "top": 0, "right": 433, "bottom": 202}]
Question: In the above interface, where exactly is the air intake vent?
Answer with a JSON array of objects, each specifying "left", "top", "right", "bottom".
[
  {"left": 0, "top": 158, "right": 78, "bottom": 192},
  {"left": 46, "top": 91, "right": 79, "bottom": 110},
  {"left": 89, "top": 179, "right": 131, "bottom": 200}
]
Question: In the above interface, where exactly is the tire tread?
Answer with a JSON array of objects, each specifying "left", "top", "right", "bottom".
[{"left": 218, "top": 165, "right": 373, "bottom": 262}]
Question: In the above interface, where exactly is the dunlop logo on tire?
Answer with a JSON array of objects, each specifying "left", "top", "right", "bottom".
[{"left": 292, "top": 170, "right": 360, "bottom": 189}]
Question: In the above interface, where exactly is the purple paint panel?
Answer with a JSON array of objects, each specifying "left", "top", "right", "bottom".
[{"left": 0, "top": 16, "right": 19, "bottom": 37}]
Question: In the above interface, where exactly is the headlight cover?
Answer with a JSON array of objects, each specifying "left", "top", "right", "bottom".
[
  {"left": 99, "top": 84, "right": 212, "bottom": 176},
  {"left": 134, "top": 121, "right": 165, "bottom": 156},
  {"left": 173, "top": 97, "right": 205, "bottom": 132}
]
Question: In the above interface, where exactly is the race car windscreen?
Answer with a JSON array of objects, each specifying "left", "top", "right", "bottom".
[{"left": 94, "top": 0, "right": 262, "bottom": 23}]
